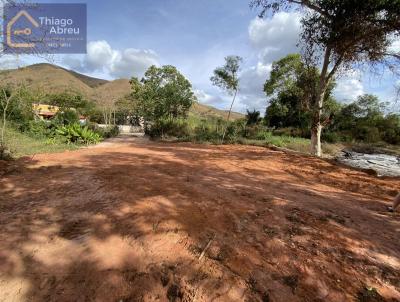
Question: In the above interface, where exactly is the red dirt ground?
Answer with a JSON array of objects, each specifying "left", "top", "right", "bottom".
[{"left": 0, "top": 137, "right": 399, "bottom": 302}]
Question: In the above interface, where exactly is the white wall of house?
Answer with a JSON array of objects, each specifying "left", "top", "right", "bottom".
[{"left": 97, "top": 124, "right": 143, "bottom": 134}]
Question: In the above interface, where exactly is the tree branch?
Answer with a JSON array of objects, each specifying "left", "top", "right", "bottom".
[
  {"left": 382, "top": 52, "right": 400, "bottom": 60},
  {"left": 326, "top": 55, "right": 344, "bottom": 82},
  {"left": 288, "top": 0, "right": 330, "bottom": 18}
]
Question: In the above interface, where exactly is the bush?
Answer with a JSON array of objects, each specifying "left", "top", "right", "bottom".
[
  {"left": 272, "top": 127, "right": 309, "bottom": 138},
  {"left": 355, "top": 126, "right": 381, "bottom": 143},
  {"left": 255, "top": 130, "right": 273, "bottom": 140},
  {"left": 382, "top": 128, "right": 400, "bottom": 145},
  {"left": 147, "top": 118, "right": 189, "bottom": 138},
  {"left": 18, "top": 120, "right": 55, "bottom": 138},
  {"left": 90, "top": 124, "right": 120, "bottom": 139},
  {"left": 322, "top": 131, "right": 340, "bottom": 143},
  {"left": 53, "top": 109, "right": 80, "bottom": 126},
  {"left": 192, "top": 124, "right": 221, "bottom": 142},
  {"left": 224, "top": 124, "right": 240, "bottom": 141},
  {"left": 56, "top": 123, "right": 102, "bottom": 145}
]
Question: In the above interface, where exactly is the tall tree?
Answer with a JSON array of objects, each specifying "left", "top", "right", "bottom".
[
  {"left": 0, "top": 84, "right": 27, "bottom": 150},
  {"left": 264, "top": 54, "right": 337, "bottom": 130},
  {"left": 130, "top": 65, "right": 196, "bottom": 123},
  {"left": 251, "top": 0, "right": 400, "bottom": 156},
  {"left": 211, "top": 55, "right": 243, "bottom": 142}
]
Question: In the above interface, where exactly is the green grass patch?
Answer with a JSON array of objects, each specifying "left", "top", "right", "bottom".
[
  {"left": 3, "top": 125, "right": 79, "bottom": 158},
  {"left": 237, "top": 136, "right": 311, "bottom": 152}
]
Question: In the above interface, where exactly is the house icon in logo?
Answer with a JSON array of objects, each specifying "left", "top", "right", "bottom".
[{"left": 7, "top": 10, "right": 39, "bottom": 48}]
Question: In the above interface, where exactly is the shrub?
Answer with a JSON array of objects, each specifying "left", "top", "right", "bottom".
[
  {"left": 224, "top": 124, "right": 240, "bottom": 141},
  {"left": 18, "top": 120, "right": 55, "bottom": 138},
  {"left": 53, "top": 109, "right": 80, "bottom": 126},
  {"left": 322, "top": 131, "right": 340, "bottom": 143},
  {"left": 56, "top": 123, "right": 101, "bottom": 145},
  {"left": 192, "top": 124, "right": 221, "bottom": 142},
  {"left": 272, "top": 127, "right": 309, "bottom": 138},
  {"left": 355, "top": 126, "right": 381, "bottom": 143},
  {"left": 90, "top": 124, "right": 120, "bottom": 139},
  {"left": 147, "top": 118, "right": 189, "bottom": 138},
  {"left": 255, "top": 130, "right": 273, "bottom": 140},
  {"left": 382, "top": 128, "right": 400, "bottom": 145}
]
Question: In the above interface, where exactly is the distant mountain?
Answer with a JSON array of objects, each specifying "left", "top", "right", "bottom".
[
  {"left": 0, "top": 63, "right": 244, "bottom": 120},
  {"left": 190, "top": 102, "right": 244, "bottom": 120}
]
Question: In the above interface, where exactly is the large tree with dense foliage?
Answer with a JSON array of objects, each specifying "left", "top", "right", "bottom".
[
  {"left": 251, "top": 0, "right": 400, "bottom": 156},
  {"left": 264, "top": 54, "right": 339, "bottom": 132},
  {"left": 130, "top": 65, "right": 196, "bottom": 123}
]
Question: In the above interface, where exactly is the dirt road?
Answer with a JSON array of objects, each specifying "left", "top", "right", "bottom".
[{"left": 0, "top": 137, "right": 399, "bottom": 301}]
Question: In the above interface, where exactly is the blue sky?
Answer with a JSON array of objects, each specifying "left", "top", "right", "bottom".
[{"left": 3, "top": 0, "right": 400, "bottom": 113}]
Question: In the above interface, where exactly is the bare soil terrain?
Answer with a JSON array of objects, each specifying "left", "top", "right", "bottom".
[{"left": 0, "top": 137, "right": 399, "bottom": 302}]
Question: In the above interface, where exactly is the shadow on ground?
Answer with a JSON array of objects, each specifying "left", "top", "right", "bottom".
[{"left": 0, "top": 138, "right": 399, "bottom": 301}]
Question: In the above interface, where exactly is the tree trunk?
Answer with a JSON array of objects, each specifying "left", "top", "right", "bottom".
[
  {"left": 310, "top": 122, "right": 322, "bottom": 157},
  {"left": 1, "top": 109, "right": 6, "bottom": 146},
  {"left": 310, "top": 47, "right": 331, "bottom": 157},
  {"left": 310, "top": 90, "right": 325, "bottom": 157},
  {"left": 221, "top": 89, "right": 237, "bottom": 143},
  {"left": 1, "top": 91, "right": 11, "bottom": 147}
]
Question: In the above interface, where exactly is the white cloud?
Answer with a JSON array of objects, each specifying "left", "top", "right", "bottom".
[
  {"left": 237, "top": 62, "right": 271, "bottom": 112},
  {"left": 85, "top": 40, "right": 117, "bottom": 71},
  {"left": 0, "top": 55, "right": 26, "bottom": 70},
  {"left": 109, "top": 48, "right": 158, "bottom": 78},
  {"left": 63, "top": 40, "right": 159, "bottom": 79},
  {"left": 249, "top": 12, "right": 301, "bottom": 64},
  {"left": 389, "top": 39, "right": 400, "bottom": 54},
  {"left": 194, "top": 89, "right": 222, "bottom": 106},
  {"left": 334, "top": 73, "right": 364, "bottom": 102}
]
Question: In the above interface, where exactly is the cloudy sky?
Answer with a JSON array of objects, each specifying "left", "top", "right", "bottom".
[{"left": 3, "top": 0, "right": 400, "bottom": 113}]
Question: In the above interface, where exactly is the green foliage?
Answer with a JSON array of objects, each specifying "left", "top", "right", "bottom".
[
  {"left": 246, "top": 109, "right": 261, "bottom": 126},
  {"left": 2, "top": 86, "right": 35, "bottom": 123},
  {"left": 45, "top": 92, "right": 95, "bottom": 116},
  {"left": 130, "top": 65, "right": 196, "bottom": 123},
  {"left": 326, "top": 94, "right": 400, "bottom": 144},
  {"left": 321, "top": 131, "right": 340, "bottom": 144},
  {"left": 147, "top": 118, "right": 189, "bottom": 138},
  {"left": 264, "top": 54, "right": 337, "bottom": 130},
  {"left": 243, "top": 125, "right": 272, "bottom": 140},
  {"left": 210, "top": 56, "right": 242, "bottom": 94},
  {"left": 4, "top": 124, "right": 78, "bottom": 158},
  {"left": 115, "top": 96, "right": 140, "bottom": 125},
  {"left": 272, "top": 127, "right": 310, "bottom": 138},
  {"left": 18, "top": 120, "right": 55, "bottom": 138},
  {"left": 251, "top": 1, "right": 400, "bottom": 71},
  {"left": 380, "top": 114, "right": 400, "bottom": 145},
  {"left": 210, "top": 56, "right": 243, "bottom": 142},
  {"left": 224, "top": 119, "right": 246, "bottom": 141},
  {"left": 53, "top": 109, "right": 80, "bottom": 126},
  {"left": 192, "top": 124, "right": 221, "bottom": 142},
  {"left": 90, "top": 124, "right": 120, "bottom": 139},
  {"left": 56, "top": 123, "right": 101, "bottom": 145},
  {"left": 252, "top": 0, "right": 400, "bottom": 155}
]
